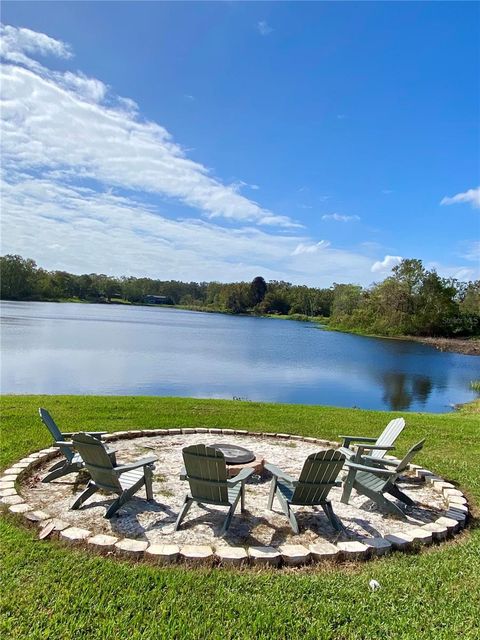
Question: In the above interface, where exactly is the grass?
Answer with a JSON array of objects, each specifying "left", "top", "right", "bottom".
[
  {"left": 1, "top": 395, "right": 479, "bottom": 639},
  {"left": 470, "top": 380, "right": 480, "bottom": 392}
]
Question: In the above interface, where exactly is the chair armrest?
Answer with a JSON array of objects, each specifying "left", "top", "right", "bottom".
[
  {"left": 55, "top": 440, "right": 74, "bottom": 448},
  {"left": 64, "top": 431, "right": 107, "bottom": 440},
  {"left": 344, "top": 461, "right": 392, "bottom": 476},
  {"left": 227, "top": 468, "right": 254, "bottom": 486},
  {"left": 115, "top": 456, "right": 157, "bottom": 475},
  {"left": 339, "top": 435, "right": 377, "bottom": 448},
  {"left": 356, "top": 444, "right": 394, "bottom": 452},
  {"left": 179, "top": 467, "right": 187, "bottom": 481},
  {"left": 360, "top": 455, "right": 399, "bottom": 467},
  {"left": 264, "top": 462, "right": 296, "bottom": 485}
]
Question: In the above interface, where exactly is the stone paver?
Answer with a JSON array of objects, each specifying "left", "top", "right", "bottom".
[
  {"left": 309, "top": 542, "right": 341, "bottom": 562},
  {"left": 337, "top": 541, "right": 369, "bottom": 560},
  {"left": 436, "top": 516, "right": 460, "bottom": 535},
  {"left": 60, "top": 527, "right": 91, "bottom": 543},
  {"left": 278, "top": 544, "right": 311, "bottom": 566},
  {"left": 248, "top": 546, "right": 282, "bottom": 567},
  {"left": 361, "top": 537, "right": 392, "bottom": 556},
  {"left": 180, "top": 545, "right": 214, "bottom": 565},
  {"left": 215, "top": 546, "right": 249, "bottom": 566},
  {"left": 115, "top": 539, "right": 149, "bottom": 558},
  {"left": 8, "top": 502, "right": 32, "bottom": 514},
  {"left": 385, "top": 532, "right": 414, "bottom": 550},
  {"left": 422, "top": 522, "right": 448, "bottom": 541},
  {"left": 88, "top": 534, "right": 119, "bottom": 552},
  {"left": 146, "top": 544, "right": 181, "bottom": 564},
  {"left": 408, "top": 528, "right": 433, "bottom": 545}
]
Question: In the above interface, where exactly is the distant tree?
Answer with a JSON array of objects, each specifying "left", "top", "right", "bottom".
[
  {"left": 249, "top": 276, "right": 267, "bottom": 307},
  {"left": 0, "top": 254, "right": 38, "bottom": 299},
  {"left": 258, "top": 290, "right": 291, "bottom": 315}
]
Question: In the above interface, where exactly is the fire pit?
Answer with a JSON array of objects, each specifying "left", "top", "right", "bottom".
[{"left": 211, "top": 442, "right": 265, "bottom": 477}]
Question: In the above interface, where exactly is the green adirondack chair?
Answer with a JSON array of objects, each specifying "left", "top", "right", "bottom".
[
  {"left": 265, "top": 449, "right": 346, "bottom": 534},
  {"left": 175, "top": 444, "right": 254, "bottom": 537},
  {"left": 340, "top": 439, "right": 425, "bottom": 517},
  {"left": 39, "top": 408, "right": 110, "bottom": 483},
  {"left": 69, "top": 432, "right": 157, "bottom": 518},
  {"left": 338, "top": 417, "right": 405, "bottom": 461}
]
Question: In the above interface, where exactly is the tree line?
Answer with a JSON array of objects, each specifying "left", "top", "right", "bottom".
[{"left": 1, "top": 254, "right": 478, "bottom": 338}]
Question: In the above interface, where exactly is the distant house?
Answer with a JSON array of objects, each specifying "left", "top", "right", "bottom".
[{"left": 144, "top": 295, "right": 171, "bottom": 304}]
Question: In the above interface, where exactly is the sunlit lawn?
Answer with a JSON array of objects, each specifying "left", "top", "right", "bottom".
[{"left": 1, "top": 396, "right": 479, "bottom": 639}]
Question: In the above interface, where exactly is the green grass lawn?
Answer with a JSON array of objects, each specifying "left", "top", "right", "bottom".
[{"left": 1, "top": 396, "right": 479, "bottom": 640}]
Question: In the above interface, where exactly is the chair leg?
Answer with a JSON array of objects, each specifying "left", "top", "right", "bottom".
[
  {"left": 358, "top": 484, "right": 406, "bottom": 518},
  {"left": 220, "top": 504, "right": 236, "bottom": 537},
  {"left": 277, "top": 492, "right": 299, "bottom": 534},
  {"left": 341, "top": 467, "right": 356, "bottom": 505},
  {"left": 321, "top": 500, "right": 347, "bottom": 533},
  {"left": 104, "top": 492, "right": 128, "bottom": 519},
  {"left": 386, "top": 483, "right": 414, "bottom": 505},
  {"left": 43, "top": 462, "right": 81, "bottom": 483},
  {"left": 174, "top": 496, "right": 194, "bottom": 531},
  {"left": 240, "top": 482, "right": 246, "bottom": 513},
  {"left": 71, "top": 481, "right": 98, "bottom": 510},
  {"left": 144, "top": 465, "right": 154, "bottom": 501},
  {"left": 47, "top": 459, "right": 65, "bottom": 472},
  {"left": 267, "top": 477, "right": 277, "bottom": 510}
]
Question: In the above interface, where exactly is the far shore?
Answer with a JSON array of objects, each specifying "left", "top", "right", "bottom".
[{"left": 3, "top": 297, "right": 479, "bottom": 356}]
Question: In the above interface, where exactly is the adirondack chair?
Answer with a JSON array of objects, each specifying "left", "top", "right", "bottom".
[
  {"left": 175, "top": 444, "right": 254, "bottom": 537},
  {"left": 341, "top": 439, "right": 425, "bottom": 518},
  {"left": 39, "top": 408, "right": 111, "bottom": 483},
  {"left": 69, "top": 432, "right": 157, "bottom": 518},
  {"left": 338, "top": 417, "right": 405, "bottom": 462},
  {"left": 265, "top": 449, "right": 346, "bottom": 534}
]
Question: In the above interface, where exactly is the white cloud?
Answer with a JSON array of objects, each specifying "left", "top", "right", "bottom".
[
  {"left": 62, "top": 71, "right": 107, "bottom": 103},
  {"left": 440, "top": 187, "right": 480, "bottom": 209},
  {"left": 371, "top": 255, "right": 402, "bottom": 273},
  {"left": 322, "top": 213, "right": 360, "bottom": 222},
  {"left": 0, "top": 24, "right": 381, "bottom": 287},
  {"left": 0, "top": 24, "right": 297, "bottom": 229},
  {"left": 0, "top": 24, "right": 72, "bottom": 68},
  {"left": 257, "top": 21, "right": 273, "bottom": 36},
  {"left": 291, "top": 241, "right": 331, "bottom": 256},
  {"left": 1, "top": 170, "right": 377, "bottom": 285}
]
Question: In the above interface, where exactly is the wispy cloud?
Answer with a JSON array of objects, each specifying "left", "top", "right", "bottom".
[
  {"left": 291, "top": 240, "right": 330, "bottom": 256},
  {"left": 0, "top": 23, "right": 383, "bottom": 287},
  {"left": 440, "top": 187, "right": 480, "bottom": 209},
  {"left": 257, "top": 21, "right": 273, "bottom": 36},
  {"left": 1, "top": 24, "right": 297, "bottom": 229},
  {"left": 322, "top": 213, "right": 360, "bottom": 222},
  {"left": 371, "top": 255, "right": 402, "bottom": 274}
]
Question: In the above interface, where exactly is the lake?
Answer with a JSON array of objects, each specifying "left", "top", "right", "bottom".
[{"left": 1, "top": 301, "right": 478, "bottom": 412}]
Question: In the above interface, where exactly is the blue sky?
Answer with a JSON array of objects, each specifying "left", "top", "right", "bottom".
[{"left": 1, "top": 1, "right": 479, "bottom": 285}]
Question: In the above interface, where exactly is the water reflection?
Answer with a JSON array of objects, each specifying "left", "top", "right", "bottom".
[
  {"left": 378, "top": 373, "right": 434, "bottom": 411},
  {"left": 1, "top": 301, "right": 478, "bottom": 413}
]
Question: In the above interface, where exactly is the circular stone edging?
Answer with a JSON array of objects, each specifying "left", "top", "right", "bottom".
[{"left": 0, "top": 428, "right": 470, "bottom": 568}]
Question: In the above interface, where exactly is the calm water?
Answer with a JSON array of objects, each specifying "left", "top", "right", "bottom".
[{"left": 1, "top": 301, "right": 478, "bottom": 412}]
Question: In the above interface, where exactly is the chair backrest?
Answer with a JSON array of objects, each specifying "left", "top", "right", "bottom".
[
  {"left": 395, "top": 439, "right": 425, "bottom": 475},
  {"left": 39, "top": 408, "right": 74, "bottom": 462},
  {"left": 72, "top": 432, "right": 122, "bottom": 494},
  {"left": 372, "top": 417, "right": 406, "bottom": 459},
  {"left": 182, "top": 444, "right": 229, "bottom": 505},
  {"left": 291, "top": 449, "right": 345, "bottom": 505}
]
